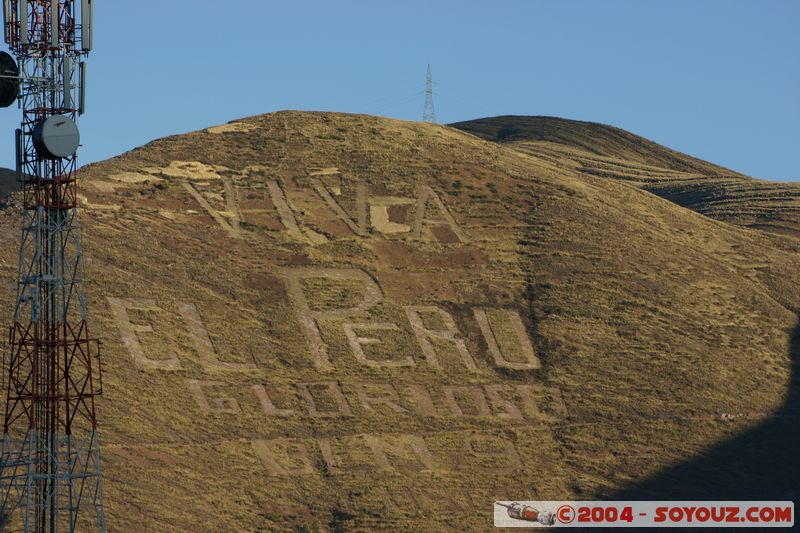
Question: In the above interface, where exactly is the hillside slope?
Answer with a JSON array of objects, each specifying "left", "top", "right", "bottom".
[
  {"left": 0, "top": 111, "right": 797, "bottom": 531},
  {"left": 0, "top": 168, "right": 19, "bottom": 201},
  {"left": 452, "top": 116, "right": 800, "bottom": 239}
]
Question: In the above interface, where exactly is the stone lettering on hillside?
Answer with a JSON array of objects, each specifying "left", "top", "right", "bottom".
[
  {"left": 474, "top": 308, "right": 541, "bottom": 370},
  {"left": 178, "top": 303, "right": 255, "bottom": 370},
  {"left": 297, "top": 381, "right": 353, "bottom": 417},
  {"left": 110, "top": 292, "right": 543, "bottom": 374},
  {"left": 183, "top": 182, "right": 242, "bottom": 239},
  {"left": 251, "top": 384, "right": 295, "bottom": 417},
  {"left": 404, "top": 305, "right": 477, "bottom": 370},
  {"left": 442, "top": 386, "right": 492, "bottom": 417},
  {"left": 412, "top": 185, "right": 467, "bottom": 243},
  {"left": 312, "top": 178, "right": 369, "bottom": 237},
  {"left": 343, "top": 322, "right": 413, "bottom": 368},
  {"left": 110, "top": 298, "right": 256, "bottom": 372},
  {"left": 251, "top": 439, "right": 316, "bottom": 477},
  {"left": 251, "top": 430, "right": 523, "bottom": 476},
  {"left": 356, "top": 382, "right": 408, "bottom": 414},
  {"left": 465, "top": 433, "right": 522, "bottom": 473},
  {"left": 156, "top": 164, "right": 469, "bottom": 244},
  {"left": 369, "top": 196, "right": 416, "bottom": 234},
  {"left": 302, "top": 170, "right": 467, "bottom": 243},
  {"left": 364, "top": 434, "right": 436, "bottom": 470},
  {"left": 186, "top": 380, "right": 240, "bottom": 414},
  {"left": 266, "top": 179, "right": 303, "bottom": 239},
  {"left": 183, "top": 379, "right": 567, "bottom": 422},
  {"left": 282, "top": 267, "right": 383, "bottom": 369},
  {"left": 107, "top": 298, "right": 182, "bottom": 371}
]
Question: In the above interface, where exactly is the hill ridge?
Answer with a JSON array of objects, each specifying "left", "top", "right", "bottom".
[{"left": 452, "top": 115, "right": 800, "bottom": 240}]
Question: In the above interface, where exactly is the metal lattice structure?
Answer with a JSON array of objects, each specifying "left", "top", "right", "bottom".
[
  {"left": 422, "top": 64, "right": 436, "bottom": 123},
  {"left": 0, "top": 1, "right": 106, "bottom": 531}
]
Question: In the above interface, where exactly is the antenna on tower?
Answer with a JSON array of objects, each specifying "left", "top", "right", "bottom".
[
  {"left": 422, "top": 64, "right": 437, "bottom": 123},
  {"left": 0, "top": 1, "right": 107, "bottom": 531}
]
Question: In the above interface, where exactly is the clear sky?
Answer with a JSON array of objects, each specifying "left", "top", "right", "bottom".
[{"left": 1, "top": 0, "right": 797, "bottom": 181}]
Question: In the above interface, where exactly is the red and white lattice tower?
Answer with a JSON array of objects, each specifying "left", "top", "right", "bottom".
[{"left": 0, "top": 1, "right": 106, "bottom": 531}]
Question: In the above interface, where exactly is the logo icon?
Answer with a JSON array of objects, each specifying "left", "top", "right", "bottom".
[{"left": 495, "top": 502, "right": 556, "bottom": 526}]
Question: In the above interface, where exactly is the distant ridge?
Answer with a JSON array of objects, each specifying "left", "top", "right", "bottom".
[
  {"left": 0, "top": 167, "right": 19, "bottom": 198},
  {"left": 452, "top": 116, "right": 800, "bottom": 240}
]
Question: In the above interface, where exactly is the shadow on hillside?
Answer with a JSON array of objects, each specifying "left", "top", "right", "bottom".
[
  {"left": 0, "top": 169, "right": 20, "bottom": 209},
  {"left": 612, "top": 318, "right": 800, "bottom": 501}
]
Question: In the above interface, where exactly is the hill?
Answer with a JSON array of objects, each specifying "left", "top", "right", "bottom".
[
  {"left": 0, "top": 111, "right": 797, "bottom": 531},
  {"left": 452, "top": 115, "right": 800, "bottom": 240},
  {"left": 0, "top": 168, "right": 19, "bottom": 202}
]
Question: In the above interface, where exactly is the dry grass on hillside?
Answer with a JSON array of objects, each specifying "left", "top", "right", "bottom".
[
  {"left": 0, "top": 112, "right": 797, "bottom": 531},
  {"left": 453, "top": 115, "right": 800, "bottom": 240}
]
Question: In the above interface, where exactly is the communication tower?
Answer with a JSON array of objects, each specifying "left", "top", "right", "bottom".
[
  {"left": 0, "top": 1, "right": 106, "bottom": 531},
  {"left": 422, "top": 64, "right": 436, "bottom": 123}
]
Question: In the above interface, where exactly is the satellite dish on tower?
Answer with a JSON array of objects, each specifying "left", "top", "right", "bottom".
[
  {"left": 0, "top": 51, "right": 18, "bottom": 107},
  {"left": 32, "top": 114, "right": 80, "bottom": 159}
]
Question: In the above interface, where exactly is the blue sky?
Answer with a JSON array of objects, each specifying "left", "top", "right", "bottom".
[{"left": 1, "top": 0, "right": 797, "bottom": 180}]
